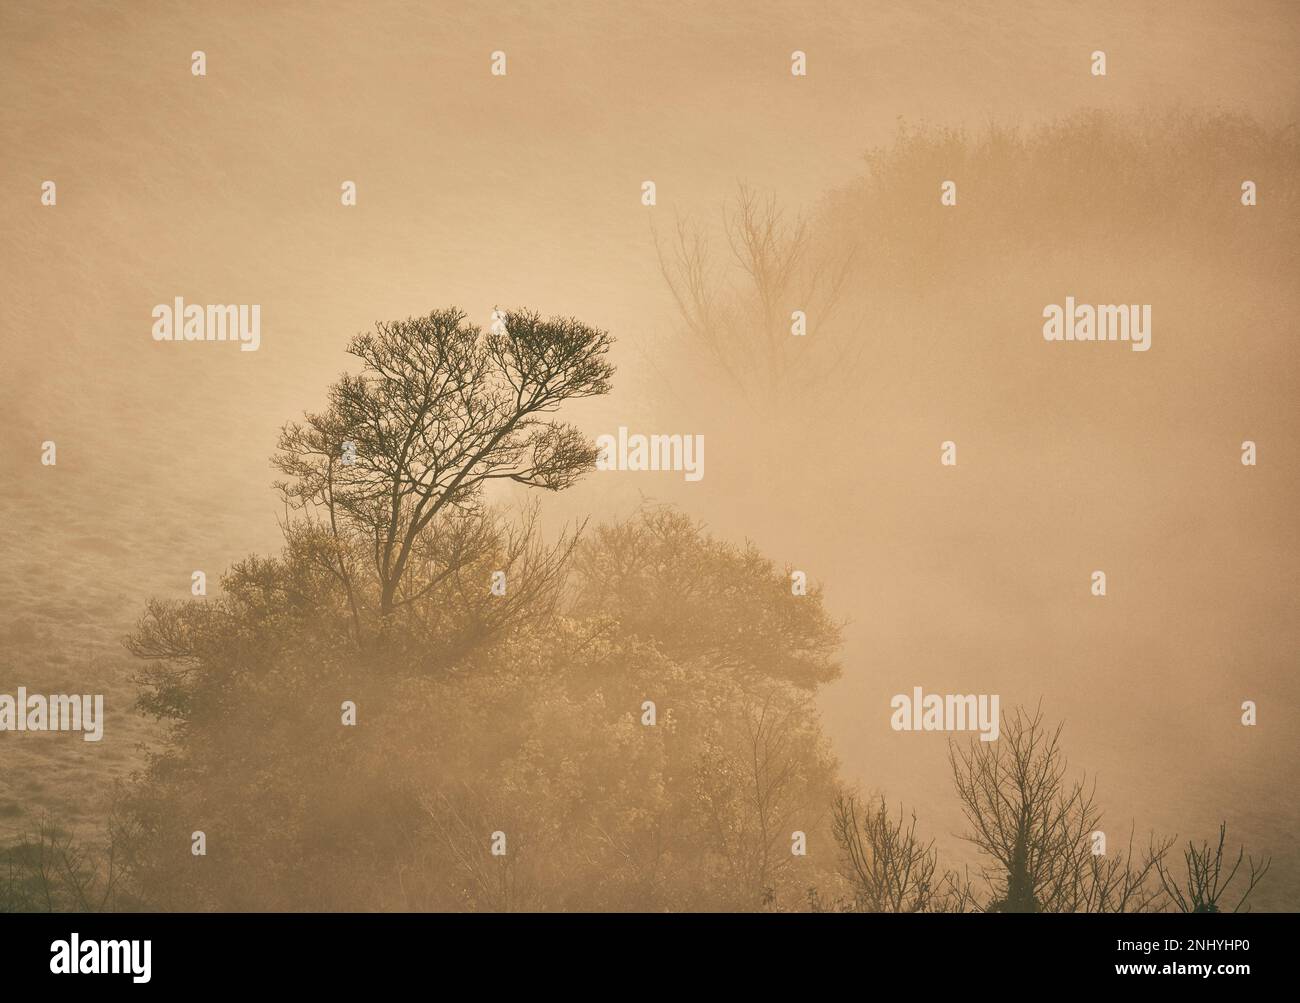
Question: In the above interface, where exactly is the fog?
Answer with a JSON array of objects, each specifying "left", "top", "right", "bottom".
[{"left": 2, "top": 0, "right": 1297, "bottom": 910}]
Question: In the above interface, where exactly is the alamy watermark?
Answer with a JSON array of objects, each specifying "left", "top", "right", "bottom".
[
  {"left": 0, "top": 687, "right": 104, "bottom": 741},
  {"left": 152, "top": 297, "right": 261, "bottom": 352},
  {"left": 890, "top": 687, "right": 1000, "bottom": 741},
  {"left": 1043, "top": 297, "right": 1151, "bottom": 352},
  {"left": 595, "top": 427, "right": 704, "bottom": 481},
  {"left": 50, "top": 935, "right": 150, "bottom": 983}
]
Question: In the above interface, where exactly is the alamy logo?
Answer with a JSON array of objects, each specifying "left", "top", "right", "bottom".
[
  {"left": 50, "top": 935, "right": 151, "bottom": 983},
  {"left": 151, "top": 297, "right": 261, "bottom": 351},
  {"left": 595, "top": 427, "right": 704, "bottom": 481},
  {"left": 890, "top": 688, "right": 1000, "bottom": 741},
  {"left": 0, "top": 688, "right": 104, "bottom": 741},
  {"left": 1042, "top": 297, "right": 1151, "bottom": 352}
]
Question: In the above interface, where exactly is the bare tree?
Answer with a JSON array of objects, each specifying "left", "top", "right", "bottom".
[
  {"left": 401, "top": 499, "right": 585, "bottom": 662},
  {"left": 1156, "top": 822, "right": 1271, "bottom": 913},
  {"left": 694, "top": 686, "right": 829, "bottom": 909},
  {"left": 949, "top": 704, "right": 1108, "bottom": 912},
  {"left": 0, "top": 813, "right": 139, "bottom": 913},
  {"left": 831, "top": 793, "right": 932, "bottom": 912},
  {"left": 655, "top": 185, "right": 857, "bottom": 415},
  {"left": 419, "top": 785, "right": 543, "bottom": 913},
  {"left": 949, "top": 705, "right": 1197, "bottom": 914},
  {"left": 829, "top": 793, "right": 977, "bottom": 913},
  {"left": 1063, "top": 825, "right": 1174, "bottom": 914},
  {"left": 273, "top": 307, "right": 614, "bottom": 632}
]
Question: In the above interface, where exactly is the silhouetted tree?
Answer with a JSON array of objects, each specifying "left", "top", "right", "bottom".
[
  {"left": 949, "top": 706, "right": 1234, "bottom": 913},
  {"left": 1065, "top": 824, "right": 1174, "bottom": 914},
  {"left": 1156, "top": 823, "right": 1271, "bottom": 913},
  {"left": 272, "top": 307, "right": 614, "bottom": 631},
  {"left": 949, "top": 705, "right": 1104, "bottom": 912}
]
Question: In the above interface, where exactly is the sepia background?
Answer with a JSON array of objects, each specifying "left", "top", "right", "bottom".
[{"left": 1, "top": 0, "right": 1297, "bottom": 910}]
